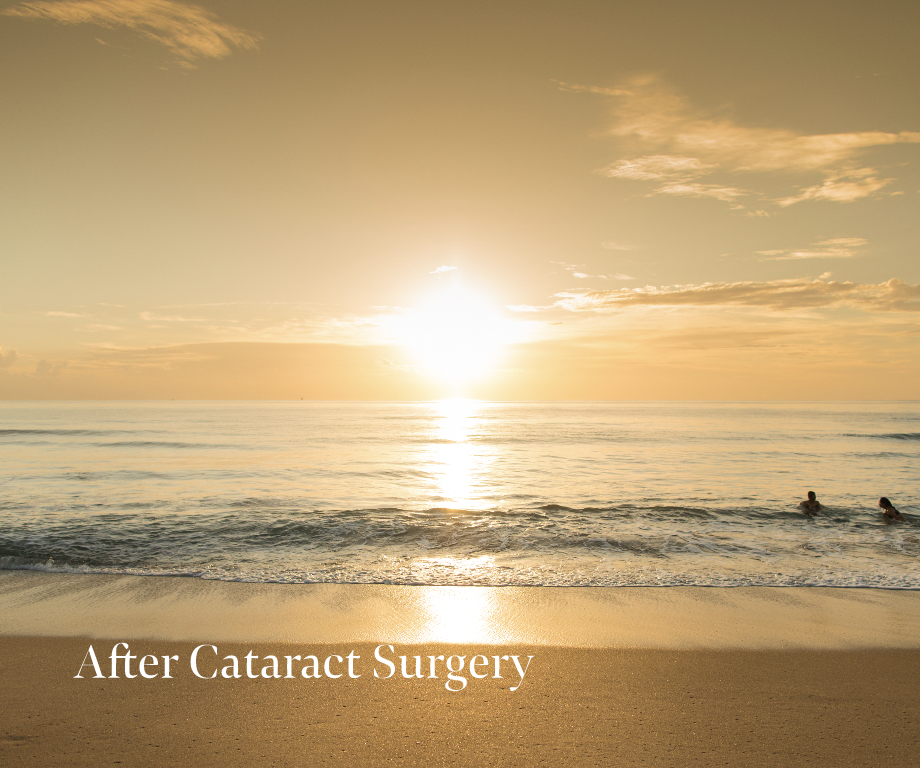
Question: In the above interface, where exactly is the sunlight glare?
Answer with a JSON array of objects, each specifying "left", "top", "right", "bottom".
[
  {"left": 426, "top": 399, "right": 494, "bottom": 509},
  {"left": 434, "top": 397, "right": 477, "bottom": 443},
  {"left": 403, "top": 285, "right": 511, "bottom": 384},
  {"left": 419, "top": 585, "right": 496, "bottom": 642}
]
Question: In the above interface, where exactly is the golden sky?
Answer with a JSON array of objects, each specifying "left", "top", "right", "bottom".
[{"left": 1, "top": 0, "right": 918, "bottom": 399}]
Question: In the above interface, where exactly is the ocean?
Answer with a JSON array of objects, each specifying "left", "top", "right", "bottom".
[{"left": 1, "top": 401, "right": 918, "bottom": 588}]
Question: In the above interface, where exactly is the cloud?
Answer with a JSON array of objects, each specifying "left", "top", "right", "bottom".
[
  {"left": 1, "top": 0, "right": 260, "bottom": 66},
  {"left": 654, "top": 182, "right": 747, "bottom": 202},
  {"left": 430, "top": 265, "right": 458, "bottom": 274},
  {"left": 757, "top": 237, "right": 868, "bottom": 261},
  {"left": 554, "top": 277, "right": 920, "bottom": 313},
  {"left": 28, "top": 300, "right": 422, "bottom": 348},
  {"left": 573, "top": 75, "right": 920, "bottom": 206},
  {"left": 600, "top": 241, "right": 638, "bottom": 251},
  {"left": 598, "top": 152, "right": 745, "bottom": 204},
  {"left": 777, "top": 169, "right": 893, "bottom": 206},
  {"left": 600, "top": 155, "right": 712, "bottom": 180},
  {"left": 42, "top": 310, "right": 87, "bottom": 317},
  {"left": 552, "top": 261, "right": 620, "bottom": 281},
  {"left": 599, "top": 76, "right": 920, "bottom": 172},
  {"left": 552, "top": 80, "right": 632, "bottom": 97},
  {"left": 139, "top": 311, "right": 205, "bottom": 322},
  {"left": 0, "top": 347, "right": 18, "bottom": 368}
]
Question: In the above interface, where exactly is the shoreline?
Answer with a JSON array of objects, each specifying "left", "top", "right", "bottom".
[{"left": 4, "top": 570, "right": 920, "bottom": 647}]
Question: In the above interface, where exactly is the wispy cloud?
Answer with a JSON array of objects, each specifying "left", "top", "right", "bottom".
[
  {"left": 596, "top": 75, "right": 919, "bottom": 172},
  {"left": 600, "top": 155, "right": 712, "bottom": 180},
  {"left": 599, "top": 154, "right": 746, "bottom": 204},
  {"left": 757, "top": 237, "right": 868, "bottom": 261},
  {"left": 430, "top": 265, "right": 458, "bottom": 274},
  {"left": 552, "top": 81, "right": 631, "bottom": 97},
  {"left": 777, "top": 169, "right": 893, "bottom": 206},
  {"left": 2, "top": 0, "right": 260, "bottom": 66},
  {"left": 139, "top": 311, "right": 205, "bottom": 322},
  {"left": 42, "top": 310, "right": 87, "bottom": 317},
  {"left": 554, "top": 277, "right": 920, "bottom": 313},
  {"left": 568, "top": 75, "right": 920, "bottom": 208},
  {"left": 20, "top": 301, "right": 415, "bottom": 348},
  {"left": 654, "top": 182, "right": 747, "bottom": 203},
  {"left": 551, "top": 261, "right": 632, "bottom": 281}
]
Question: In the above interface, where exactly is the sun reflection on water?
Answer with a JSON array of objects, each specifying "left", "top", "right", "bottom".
[
  {"left": 426, "top": 399, "right": 494, "bottom": 510},
  {"left": 412, "top": 400, "right": 505, "bottom": 631},
  {"left": 433, "top": 398, "right": 477, "bottom": 443}
]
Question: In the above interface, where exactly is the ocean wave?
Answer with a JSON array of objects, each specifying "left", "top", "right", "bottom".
[
  {"left": 3, "top": 556, "right": 920, "bottom": 590},
  {"left": 96, "top": 440, "right": 247, "bottom": 449},
  {"left": 3, "top": 401, "right": 918, "bottom": 589},
  {"left": 0, "top": 502, "right": 914, "bottom": 583},
  {"left": 0, "top": 428, "right": 156, "bottom": 436},
  {"left": 0, "top": 431, "right": 247, "bottom": 450},
  {"left": 59, "top": 470, "right": 173, "bottom": 482}
]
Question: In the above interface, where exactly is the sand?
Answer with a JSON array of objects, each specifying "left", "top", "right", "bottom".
[
  {"left": 5, "top": 571, "right": 920, "bottom": 647},
  {"left": 3, "top": 572, "right": 920, "bottom": 766}
]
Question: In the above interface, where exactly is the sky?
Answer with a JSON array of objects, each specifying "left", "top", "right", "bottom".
[{"left": 1, "top": 0, "right": 918, "bottom": 399}]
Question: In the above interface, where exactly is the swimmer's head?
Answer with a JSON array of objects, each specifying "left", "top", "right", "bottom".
[
  {"left": 879, "top": 497, "right": 892, "bottom": 509},
  {"left": 807, "top": 491, "right": 816, "bottom": 501}
]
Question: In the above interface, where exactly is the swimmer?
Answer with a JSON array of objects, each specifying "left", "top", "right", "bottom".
[
  {"left": 799, "top": 491, "right": 823, "bottom": 515},
  {"left": 879, "top": 497, "right": 905, "bottom": 522}
]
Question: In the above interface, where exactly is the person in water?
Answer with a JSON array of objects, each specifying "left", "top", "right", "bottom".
[
  {"left": 799, "top": 491, "right": 823, "bottom": 515},
  {"left": 879, "top": 497, "right": 905, "bottom": 522}
]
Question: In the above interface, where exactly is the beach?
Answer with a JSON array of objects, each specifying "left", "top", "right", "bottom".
[
  {"left": 4, "top": 0, "right": 920, "bottom": 761},
  {"left": 3, "top": 402, "right": 920, "bottom": 764},
  {"left": 3, "top": 573, "right": 920, "bottom": 766}
]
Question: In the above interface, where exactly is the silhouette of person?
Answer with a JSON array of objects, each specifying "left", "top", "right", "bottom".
[
  {"left": 879, "top": 497, "right": 905, "bottom": 522},
  {"left": 799, "top": 491, "right": 823, "bottom": 515}
]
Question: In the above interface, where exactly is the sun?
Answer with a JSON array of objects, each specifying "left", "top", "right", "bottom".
[{"left": 401, "top": 284, "right": 511, "bottom": 384}]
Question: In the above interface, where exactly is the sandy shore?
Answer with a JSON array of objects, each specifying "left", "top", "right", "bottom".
[
  {"left": 5, "top": 571, "right": 920, "bottom": 647},
  {"left": 3, "top": 638, "right": 920, "bottom": 767},
  {"left": 3, "top": 572, "right": 920, "bottom": 766}
]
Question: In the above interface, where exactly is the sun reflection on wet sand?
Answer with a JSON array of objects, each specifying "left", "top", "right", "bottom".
[{"left": 416, "top": 585, "right": 498, "bottom": 643}]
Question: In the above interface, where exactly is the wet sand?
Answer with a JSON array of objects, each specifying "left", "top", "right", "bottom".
[
  {"left": 5, "top": 571, "right": 920, "bottom": 647},
  {"left": 2, "top": 573, "right": 920, "bottom": 766}
]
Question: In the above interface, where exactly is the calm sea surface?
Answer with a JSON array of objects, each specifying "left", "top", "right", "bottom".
[{"left": 1, "top": 401, "right": 918, "bottom": 588}]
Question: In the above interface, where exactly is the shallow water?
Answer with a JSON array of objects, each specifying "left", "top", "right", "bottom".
[{"left": 1, "top": 401, "right": 918, "bottom": 587}]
